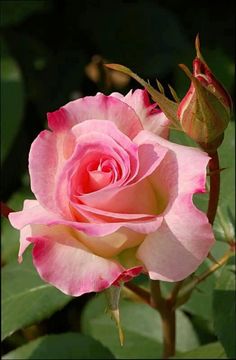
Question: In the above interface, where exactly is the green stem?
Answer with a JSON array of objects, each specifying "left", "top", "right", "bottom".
[
  {"left": 124, "top": 282, "right": 151, "bottom": 305},
  {"left": 161, "top": 305, "right": 176, "bottom": 359},
  {"left": 175, "top": 249, "right": 234, "bottom": 308},
  {"left": 150, "top": 280, "right": 164, "bottom": 308},
  {"left": 150, "top": 280, "right": 176, "bottom": 359},
  {"left": 195, "top": 249, "right": 233, "bottom": 283},
  {"left": 168, "top": 280, "right": 185, "bottom": 305},
  {"left": 207, "top": 151, "right": 220, "bottom": 225}
]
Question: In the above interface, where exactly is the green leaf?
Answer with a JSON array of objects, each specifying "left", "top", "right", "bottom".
[
  {"left": 1, "top": 217, "right": 19, "bottom": 265},
  {"left": 1, "top": 252, "right": 72, "bottom": 340},
  {"left": 0, "top": 40, "right": 25, "bottom": 164},
  {"left": 213, "top": 256, "right": 236, "bottom": 358},
  {"left": 172, "top": 342, "right": 226, "bottom": 359},
  {"left": 2, "top": 332, "right": 114, "bottom": 359},
  {"left": 81, "top": 294, "right": 199, "bottom": 358}
]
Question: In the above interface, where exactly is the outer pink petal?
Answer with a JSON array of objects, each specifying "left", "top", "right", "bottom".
[
  {"left": 137, "top": 195, "right": 215, "bottom": 281},
  {"left": 9, "top": 200, "right": 62, "bottom": 230},
  {"left": 164, "top": 194, "right": 215, "bottom": 259},
  {"left": 29, "top": 129, "right": 75, "bottom": 215},
  {"left": 9, "top": 200, "right": 163, "bottom": 237},
  {"left": 133, "top": 130, "right": 214, "bottom": 280},
  {"left": 48, "top": 93, "right": 143, "bottom": 139},
  {"left": 8, "top": 200, "right": 34, "bottom": 262},
  {"left": 134, "top": 130, "right": 210, "bottom": 195},
  {"left": 28, "top": 229, "right": 124, "bottom": 296},
  {"left": 8, "top": 200, "right": 41, "bottom": 263},
  {"left": 111, "top": 89, "right": 170, "bottom": 138},
  {"left": 112, "top": 266, "right": 143, "bottom": 285}
]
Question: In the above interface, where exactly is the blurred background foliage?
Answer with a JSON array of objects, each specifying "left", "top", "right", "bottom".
[{"left": 1, "top": 0, "right": 235, "bottom": 358}]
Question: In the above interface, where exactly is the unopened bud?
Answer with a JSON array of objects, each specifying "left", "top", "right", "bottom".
[{"left": 178, "top": 35, "right": 232, "bottom": 152}]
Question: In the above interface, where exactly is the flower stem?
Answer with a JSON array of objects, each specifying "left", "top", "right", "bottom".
[
  {"left": 150, "top": 280, "right": 176, "bottom": 358},
  {"left": 124, "top": 282, "right": 151, "bottom": 305},
  {"left": 175, "top": 249, "right": 234, "bottom": 308},
  {"left": 195, "top": 249, "right": 234, "bottom": 284},
  {"left": 207, "top": 151, "right": 220, "bottom": 225},
  {"left": 161, "top": 305, "right": 176, "bottom": 359}
]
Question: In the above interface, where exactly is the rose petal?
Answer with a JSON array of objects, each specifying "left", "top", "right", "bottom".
[
  {"left": 128, "top": 142, "right": 168, "bottom": 184},
  {"left": 56, "top": 131, "right": 136, "bottom": 215},
  {"left": 137, "top": 195, "right": 214, "bottom": 281},
  {"left": 29, "top": 130, "right": 75, "bottom": 215},
  {"left": 75, "top": 227, "right": 145, "bottom": 258},
  {"left": 48, "top": 93, "right": 143, "bottom": 139},
  {"left": 28, "top": 226, "right": 125, "bottom": 296},
  {"left": 165, "top": 193, "right": 215, "bottom": 259},
  {"left": 72, "top": 119, "right": 138, "bottom": 156},
  {"left": 75, "top": 142, "right": 168, "bottom": 214},
  {"left": 18, "top": 225, "right": 32, "bottom": 263},
  {"left": 9, "top": 200, "right": 62, "bottom": 230},
  {"left": 134, "top": 130, "right": 210, "bottom": 195},
  {"left": 112, "top": 266, "right": 143, "bottom": 285},
  {"left": 111, "top": 89, "right": 170, "bottom": 138},
  {"left": 88, "top": 169, "right": 113, "bottom": 191},
  {"left": 9, "top": 200, "right": 163, "bottom": 237},
  {"left": 71, "top": 119, "right": 139, "bottom": 185},
  {"left": 77, "top": 178, "right": 159, "bottom": 216},
  {"left": 72, "top": 202, "right": 157, "bottom": 220}
]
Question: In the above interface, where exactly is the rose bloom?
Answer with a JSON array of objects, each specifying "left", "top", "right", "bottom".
[{"left": 9, "top": 90, "right": 214, "bottom": 296}]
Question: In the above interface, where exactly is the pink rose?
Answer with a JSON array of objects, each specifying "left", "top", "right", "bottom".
[{"left": 9, "top": 90, "right": 214, "bottom": 296}]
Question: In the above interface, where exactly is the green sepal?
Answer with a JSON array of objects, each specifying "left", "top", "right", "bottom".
[
  {"left": 105, "top": 64, "right": 181, "bottom": 130},
  {"left": 179, "top": 64, "right": 230, "bottom": 146},
  {"left": 104, "top": 285, "right": 124, "bottom": 346}
]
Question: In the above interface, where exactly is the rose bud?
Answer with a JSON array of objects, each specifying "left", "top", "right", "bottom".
[{"left": 178, "top": 35, "right": 232, "bottom": 152}]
